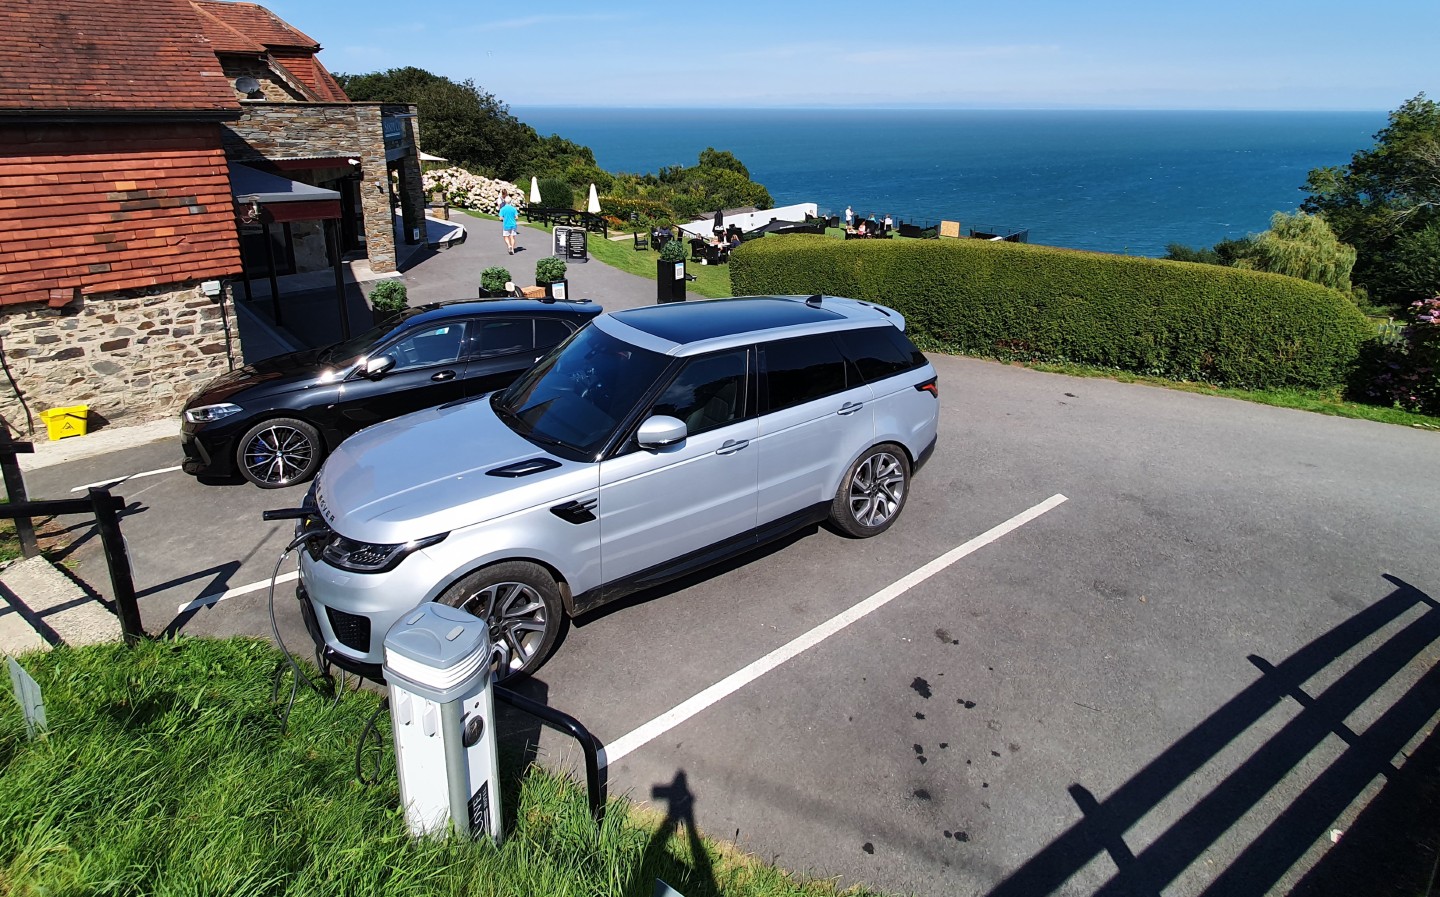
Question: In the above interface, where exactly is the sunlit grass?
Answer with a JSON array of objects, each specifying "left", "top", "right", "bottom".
[{"left": 0, "top": 638, "right": 881, "bottom": 897}]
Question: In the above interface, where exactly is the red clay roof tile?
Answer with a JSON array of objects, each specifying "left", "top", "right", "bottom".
[{"left": 0, "top": 0, "right": 239, "bottom": 114}]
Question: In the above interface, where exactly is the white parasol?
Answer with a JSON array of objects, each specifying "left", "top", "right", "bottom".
[
  {"left": 587, "top": 183, "right": 600, "bottom": 214},
  {"left": 529, "top": 175, "right": 541, "bottom": 205}
]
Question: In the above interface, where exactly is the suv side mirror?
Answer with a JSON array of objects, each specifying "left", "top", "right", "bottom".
[
  {"left": 364, "top": 354, "right": 397, "bottom": 379},
  {"left": 636, "top": 415, "right": 686, "bottom": 449}
]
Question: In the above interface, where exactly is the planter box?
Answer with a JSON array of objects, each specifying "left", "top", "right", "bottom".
[{"left": 656, "top": 260, "right": 686, "bottom": 303}]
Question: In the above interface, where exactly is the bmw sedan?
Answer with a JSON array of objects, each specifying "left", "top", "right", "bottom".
[{"left": 180, "top": 297, "right": 602, "bottom": 488}]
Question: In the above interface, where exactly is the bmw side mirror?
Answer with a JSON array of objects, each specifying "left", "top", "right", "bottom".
[
  {"left": 364, "top": 354, "right": 397, "bottom": 379},
  {"left": 636, "top": 415, "right": 686, "bottom": 449}
]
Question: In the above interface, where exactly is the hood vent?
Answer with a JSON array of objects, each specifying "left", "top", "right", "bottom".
[{"left": 486, "top": 457, "right": 561, "bottom": 478}]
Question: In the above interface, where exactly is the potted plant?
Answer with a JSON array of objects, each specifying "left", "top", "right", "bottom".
[
  {"left": 657, "top": 237, "right": 687, "bottom": 303},
  {"left": 369, "top": 279, "right": 408, "bottom": 322},
  {"left": 479, "top": 266, "right": 511, "bottom": 298},
  {"left": 535, "top": 256, "right": 568, "bottom": 300}
]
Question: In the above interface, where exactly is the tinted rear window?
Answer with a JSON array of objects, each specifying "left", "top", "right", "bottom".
[
  {"left": 837, "top": 326, "right": 926, "bottom": 383},
  {"left": 763, "top": 334, "right": 848, "bottom": 412}
]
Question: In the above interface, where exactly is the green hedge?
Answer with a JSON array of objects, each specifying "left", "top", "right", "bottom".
[{"left": 729, "top": 237, "right": 1373, "bottom": 389}]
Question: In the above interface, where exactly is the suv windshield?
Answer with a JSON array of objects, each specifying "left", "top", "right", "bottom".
[{"left": 495, "top": 324, "right": 668, "bottom": 458}]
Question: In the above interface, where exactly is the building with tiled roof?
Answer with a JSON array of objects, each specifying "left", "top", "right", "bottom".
[{"left": 0, "top": 0, "right": 426, "bottom": 435}]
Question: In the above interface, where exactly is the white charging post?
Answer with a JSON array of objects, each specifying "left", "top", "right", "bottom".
[{"left": 383, "top": 603, "right": 503, "bottom": 842}]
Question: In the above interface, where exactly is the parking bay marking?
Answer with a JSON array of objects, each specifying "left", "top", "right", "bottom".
[
  {"left": 598, "top": 493, "right": 1069, "bottom": 770},
  {"left": 70, "top": 465, "right": 183, "bottom": 493},
  {"left": 178, "top": 571, "right": 299, "bottom": 612}
]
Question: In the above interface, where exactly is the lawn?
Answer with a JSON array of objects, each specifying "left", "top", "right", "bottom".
[{"left": 0, "top": 638, "right": 879, "bottom": 897}]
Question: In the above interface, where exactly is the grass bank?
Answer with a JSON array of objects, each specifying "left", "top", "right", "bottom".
[{"left": 0, "top": 638, "right": 878, "bottom": 897}]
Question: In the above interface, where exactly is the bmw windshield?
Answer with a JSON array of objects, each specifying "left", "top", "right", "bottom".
[{"left": 494, "top": 324, "right": 668, "bottom": 458}]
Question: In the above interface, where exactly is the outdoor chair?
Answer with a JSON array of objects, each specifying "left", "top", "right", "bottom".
[
  {"left": 689, "top": 238, "right": 708, "bottom": 262},
  {"left": 633, "top": 231, "right": 649, "bottom": 251}
]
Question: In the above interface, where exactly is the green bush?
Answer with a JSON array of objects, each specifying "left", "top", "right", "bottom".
[
  {"left": 604, "top": 196, "right": 673, "bottom": 227},
  {"left": 536, "top": 178, "right": 573, "bottom": 210},
  {"left": 535, "top": 256, "right": 567, "bottom": 285},
  {"left": 659, "top": 237, "right": 687, "bottom": 263},
  {"left": 729, "top": 237, "right": 1373, "bottom": 389},
  {"left": 368, "top": 279, "right": 408, "bottom": 318},
  {"left": 480, "top": 266, "right": 512, "bottom": 295}
]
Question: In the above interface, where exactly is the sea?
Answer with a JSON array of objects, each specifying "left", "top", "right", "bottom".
[{"left": 512, "top": 107, "right": 1386, "bottom": 257}]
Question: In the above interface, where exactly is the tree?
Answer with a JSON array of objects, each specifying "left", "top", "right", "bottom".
[
  {"left": 1229, "top": 211, "right": 1357, "bottom": 292},
  {"left": 1302, "top": 93, "right": 1440, "bottom": 305}
]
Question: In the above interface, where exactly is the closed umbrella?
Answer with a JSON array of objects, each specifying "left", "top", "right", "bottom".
[
  {"left": 529, "top": 176, "right": 541, "bottom": 205},
  {"left": 713, "top": 209, "right": 724, "bottom": 234},
  {"left": 587, "top": 183, "right": 600, "bottom": 215}
]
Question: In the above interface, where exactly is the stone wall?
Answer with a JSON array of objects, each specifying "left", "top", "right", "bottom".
[
  {"left": 223, "top": 103, "right": 397, "bottom": 272},
  {"left": 217, "top": 56, "right": 307, "bottom": 103},
  {"left": 0, "top": 283, "right": 235, "bottom": 436}
]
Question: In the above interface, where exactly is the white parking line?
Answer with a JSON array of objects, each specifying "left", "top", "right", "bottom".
[
  {"left": 598, "top": 493, "right": 1069, "bottom": 770},
  {"left": 70, "top": 465, "right": 183, "bottom": 493},
  {"left": 177, "top": 571, "right": 299, "bottom": 613}
]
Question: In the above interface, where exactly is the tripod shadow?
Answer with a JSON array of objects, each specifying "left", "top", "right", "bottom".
[{"left": 619, "top": 770, "right": 721, "bottom": 897}]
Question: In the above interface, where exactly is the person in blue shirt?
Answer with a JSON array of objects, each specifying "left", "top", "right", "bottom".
[{"left": 499, "top": 192, "right": 519, "bottom": 255}]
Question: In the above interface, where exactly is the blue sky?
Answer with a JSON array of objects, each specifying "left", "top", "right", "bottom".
[{"left": 262, "top": 1, "right": 1436, "bottom": 111}]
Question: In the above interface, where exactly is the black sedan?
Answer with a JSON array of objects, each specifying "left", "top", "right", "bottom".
[{"left": 180, "top": 297, "right": 602, "bottom": 488}]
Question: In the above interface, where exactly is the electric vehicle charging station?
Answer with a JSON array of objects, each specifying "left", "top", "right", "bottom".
[{"left": 382, "top": 603, "right": 503, "bottom": 842}]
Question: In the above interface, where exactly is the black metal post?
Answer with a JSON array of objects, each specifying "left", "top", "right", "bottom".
[
  {"left": 0, "top": 435, "right": 37, "bottom": 558},
  {"left": 326, "top": 218, "right": 351, "bottom": 339},
  {"left": 263, "top": 219, "right": 282, "bottom": 326},
  {"left": 493, "top": 685, "right": 605, "bottom": 821},
  {"left": 88, "top": 486, "right": 142, "bottom": 646}
]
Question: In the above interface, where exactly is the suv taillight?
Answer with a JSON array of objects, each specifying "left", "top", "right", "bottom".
[{"left": 915, "top": 376, "right": 938, "bottom": 397}]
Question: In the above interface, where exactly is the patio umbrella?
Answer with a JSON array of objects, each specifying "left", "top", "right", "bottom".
[
  {"left": 529, "top": 176, "right": 541, "bottom": 205},
  {"left": 587, "top": 183, "right": 600, "bottom": 214},
  {"left": 713, "top": 209, "right": 724, "bottom": 232}
]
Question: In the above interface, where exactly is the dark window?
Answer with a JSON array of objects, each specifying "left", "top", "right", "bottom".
[
  {"left": 386, "top": 322, "right": 469, "bottom": 371},
  {"left": 471, "top": 318, "right": 533, "bottom": 358},
  {"left": 534, "top": 317, "right": 574, "bottom": 350},
  {"left": 837, "top": 326, "right": 925, "bottom": 383},
  {"left": 651, "top": 349, "right": 749, "bottom": 436},
  {"left": 763, "top": 335, "right": 848, "bottom": 412}
]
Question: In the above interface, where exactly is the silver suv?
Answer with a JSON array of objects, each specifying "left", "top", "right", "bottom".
[{"left": 295, "top": 295, "right": 939, "bottom": 680}]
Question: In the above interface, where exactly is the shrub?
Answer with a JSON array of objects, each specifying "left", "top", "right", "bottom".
[
  {"left": 369, "top": 279, "right": 408, "bottom": 318},
  {"left": 535, "top": 256, "right": 567, "bottom": 285},
  {"left": 604, "top": 196, "right": 673, "bottom": 227},
  {"left": 480, "top": 266, "right": 512, "bottom": 295},
  {"left": 729, "top": 236, "right": 1373, "bottom": 390},
  {"left": 537, "top": 178, "right": 573, "bottom": 210},
  {"left": 658, "top": 238, "right": 687, "bottom": 263},
  {"left": 1357, "top": 295, "right": 1440, "bottom": 413}
]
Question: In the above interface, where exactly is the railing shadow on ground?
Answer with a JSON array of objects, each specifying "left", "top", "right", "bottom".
[{"left": 987, "top": 574, "right": 1440, "bottom": 897}]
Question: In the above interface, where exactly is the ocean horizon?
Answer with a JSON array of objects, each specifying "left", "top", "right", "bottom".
[{"left": 513, "top": 107, "right": 1386, "bottom": 257}]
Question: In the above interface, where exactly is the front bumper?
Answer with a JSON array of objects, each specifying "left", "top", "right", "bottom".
[
  {"left": 180, "top": 420, "right": 241, "bottom": 479},
  {"left": 297, "top": 543, "right": 448, "bottom": 672}
]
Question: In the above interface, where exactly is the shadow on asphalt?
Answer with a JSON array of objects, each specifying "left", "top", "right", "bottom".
[{"left": 987, "top": 574, "right": 1440, "bottom": 897}]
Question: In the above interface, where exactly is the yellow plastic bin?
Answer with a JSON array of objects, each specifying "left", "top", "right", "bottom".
[{"left": 40, "top": 405, "right": 89, "bottom": 440}]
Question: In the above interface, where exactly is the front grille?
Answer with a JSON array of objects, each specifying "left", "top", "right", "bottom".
[{"left": 325, "top": 606, "right": 371, "bottom": 653}]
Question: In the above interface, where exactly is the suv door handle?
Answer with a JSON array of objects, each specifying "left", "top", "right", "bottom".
[
  {"left": 715, "top": 439, "right": 749, "bottom": 455},
  {"left": 838, "top": 401, "right": 864, "bottom": 415},
  {"left": 431, "top": 370, "right": 456, "bottom": 382}
]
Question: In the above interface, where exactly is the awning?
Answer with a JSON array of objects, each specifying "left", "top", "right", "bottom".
[{"left": 229, "top": 163, "right": 341, "bottom": 223}]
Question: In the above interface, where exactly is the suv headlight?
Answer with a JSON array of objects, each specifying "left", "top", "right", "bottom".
[
  {"left": 184, "top": 403, "right": 242, "bottom": 423},
  {"left": 320, "top": 532, "right": 447, "bottom": 573}
]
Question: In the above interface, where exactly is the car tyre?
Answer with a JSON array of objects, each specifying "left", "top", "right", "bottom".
[
  {"left": 237, "top": 417, "right": 323, "bottom": 489},
  {"left": 436, "top": 561, "right": 564, "bottom": 680},
  {"left": 829, "top": 443, "right": 911, "bottom": 538}
]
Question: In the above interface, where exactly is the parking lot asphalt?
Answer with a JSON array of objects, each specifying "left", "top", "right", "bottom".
[{"left": 19, "top": 353, "right": 1440, "bottom": 897}]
